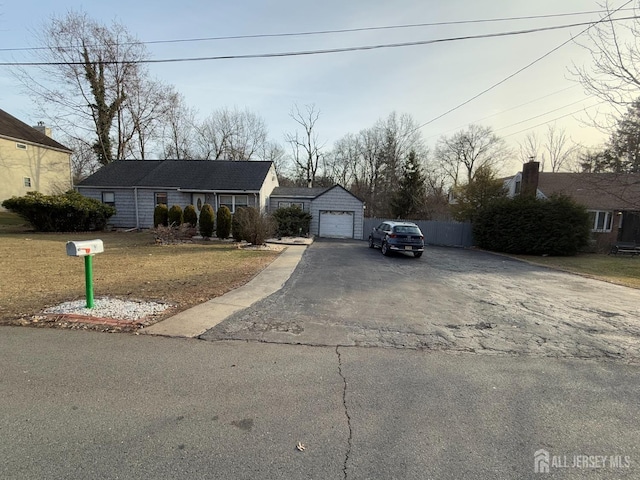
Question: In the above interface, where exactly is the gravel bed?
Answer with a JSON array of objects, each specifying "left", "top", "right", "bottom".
[{"left": 43, "top": 297, "right": 171, "bottom": 321}]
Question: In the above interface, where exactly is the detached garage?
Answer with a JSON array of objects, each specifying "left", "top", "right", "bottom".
[{"left": 269, "top": 184, "right": 364, "bottom": 239}]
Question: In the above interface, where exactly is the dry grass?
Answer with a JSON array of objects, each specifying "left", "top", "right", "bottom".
[
  {"left": 512, "top": 253, "right": 640, "bottom": 289},
  {"left": 0, "top": 229, "right": 280, "bottom": 325}
]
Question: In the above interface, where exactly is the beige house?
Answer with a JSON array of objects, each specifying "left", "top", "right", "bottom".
[{"left": 0, "top": 108, "right": 72, "bottom": 209}]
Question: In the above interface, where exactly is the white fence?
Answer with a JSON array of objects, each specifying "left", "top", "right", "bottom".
[{"left": 363, "top": 218, "right": 474, "bottom": 248}]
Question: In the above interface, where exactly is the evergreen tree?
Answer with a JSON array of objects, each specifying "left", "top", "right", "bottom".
[
  {"left": 390, "top": 150, "right": 426, "bottom": 219},
  {"left": 451, "top": 165, "right": 506, "bottom": 222}
]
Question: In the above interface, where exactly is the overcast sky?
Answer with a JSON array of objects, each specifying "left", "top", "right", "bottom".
[{"left": 0, "top": 0, "right": 634, "bottom": 174}]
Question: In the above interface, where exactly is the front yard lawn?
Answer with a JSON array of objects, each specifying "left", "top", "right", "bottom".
[
  {"left": 513, "top": 253, "right": 640, "bottom": 289},
  {"left": 0, "top": 230, "right": 280, "bottom": 327}
]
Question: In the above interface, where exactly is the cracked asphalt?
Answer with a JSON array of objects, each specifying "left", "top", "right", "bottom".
[
  {"left": 201, "top": 239, "right": 640, "bottom": 363},
  {"left": 3, "top": 240, "right": 640, "bottom": 478}
]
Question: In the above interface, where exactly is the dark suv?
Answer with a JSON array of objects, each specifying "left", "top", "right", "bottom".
[{"left": 368, "top": 221, "right": 425, "bottom": 258}]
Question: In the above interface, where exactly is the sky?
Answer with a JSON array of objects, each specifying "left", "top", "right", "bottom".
[{"left": 0, "top": 0, "right": 635, "bottom": 174}]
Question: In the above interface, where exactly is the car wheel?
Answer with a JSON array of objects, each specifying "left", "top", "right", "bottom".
[
  {"left": 414, "top": 251, "right": 423, "bottom": 258},
  {"left": 381, "top": 241, "right": 391, "bottom": 256},
  {"left": 368, "top": 236, "right": 374, "bottom": 248}
]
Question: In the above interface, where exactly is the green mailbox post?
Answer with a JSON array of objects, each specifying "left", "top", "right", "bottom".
[{"left": 66, "top": 239, "right": 104, "bottom": 308}]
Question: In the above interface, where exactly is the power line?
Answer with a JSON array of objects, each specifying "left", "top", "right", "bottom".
[
  {"left": 1, "top": 17, "right": 637, "bottom": 67},
  {"left": 425, "top": 85, "right": 580, "bottom": 139},
  {"left": 413, "top": 0, "right": 634, "bottom": 133},
  {"left": 501, "top": 101, "right": 608, "bottom": 139},
  {"left": 494, "top": 97, "right": 593, "bottom": 132},
  {"left": 0, "top": 7, "right": 634, "bottom": 53}
]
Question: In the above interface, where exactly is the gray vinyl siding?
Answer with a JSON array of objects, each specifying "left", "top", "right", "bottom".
[
  {"left": 77, "top": 187, "right": 137, "bottom": 228},
  {"left": 310, "top": 188, "right": 364, "bottom": 239}
]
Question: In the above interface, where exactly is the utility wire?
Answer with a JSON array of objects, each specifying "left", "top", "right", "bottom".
[
  {"left": 494, "top": 97, "right": 593, "bottom": 132},
  {"left": 425, "top": 85, "right": 580, "bottom": 139},
  {"left": 1, "top": 17, "right": 637, "bottom": 66},
  {"left": 413, "top": 0, "right": 634, "bottom": 133},
  {"left": 0, "top": 7, "right": 634, "bottom": 53},
  {"left": 501, "top": 101, "right": 608, "bottom": 138}
]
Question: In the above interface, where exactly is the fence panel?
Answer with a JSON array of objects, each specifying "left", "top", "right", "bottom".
[{"left": 363, "top": 218, "right": 474, "bottom": 248}]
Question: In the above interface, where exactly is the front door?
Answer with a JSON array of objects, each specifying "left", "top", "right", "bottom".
[{"left": 193, "top": 194, "right": 206, "bottom": 217}]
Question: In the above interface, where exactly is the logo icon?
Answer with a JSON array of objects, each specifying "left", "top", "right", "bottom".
[{"left": 534, "top": 449, "right": 550, "bottom": 473}]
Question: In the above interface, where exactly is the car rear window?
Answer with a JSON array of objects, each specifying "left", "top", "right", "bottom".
[{"left": 394, "top": 226, "right": 421, "bottom": 234}]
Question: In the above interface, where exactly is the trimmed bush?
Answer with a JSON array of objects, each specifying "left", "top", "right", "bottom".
[
  {"left": 1, "top": 191, "right": 115, "bottom": 232},
  {"left": 473, "top": 194, "right": 590, "bottom": 256},
  {"left": 153, "top": 204, "right": 169, "bottom": 227},
  {"left": 168, "top": 204, "right": 183, "bottom": 227},
  {"left": 231, "top": 208, "right": 246, "bottom": 242},
  {"left": 216, "top": 205, "right": 232, "bottom": 239},
  {"left": 272, "top": 205, "right": 312, "bottom": 237},
  {"left": 234, "top": 207, "right": 275, "bottom": 245},
  {"left": 183, "top": 204, "right": 198, "bottom": 227},
  {"left": 199, "top": 203, "right": 215, "bottom": 237}
]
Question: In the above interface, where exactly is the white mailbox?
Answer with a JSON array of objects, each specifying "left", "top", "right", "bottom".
[{"left": 66, "top": 239, "right": 104, "bottom": 257}]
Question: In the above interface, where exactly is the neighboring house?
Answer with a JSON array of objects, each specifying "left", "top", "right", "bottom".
[
  {"left": 270, "top": 185, "right": 364, "bottom": 239},
  {"left": 0, "top": 108, "right": 72, "bottom": 209},
  {"left": 504, "top": 161, "right": 640, "bottom": 250},
  {"left": 76, "top": 160, "right": 279, "bottom": 229}
]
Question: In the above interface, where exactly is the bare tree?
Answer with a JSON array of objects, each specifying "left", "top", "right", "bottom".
[
  {"left": 195, "top": 107, "right": 269, "bottom": 161},
  {"left": 543, "top": 124, "right": 578, "bottom": 172},
  {"left": 518, "top": 132, "right": 541, "bottom": 165},
  {"left": 435, "top": 124, "right": 509, "bottom": 186},
  {"left": 570, "top": 1, "right": 640, "bottom": 127},
  {"left": 161, "top": 92, "right": 198, "bottom": 159},
  {"left": 63, "top": 136, "right": 101, "bottom": 184},
  {"left": 284, "top": 104, "right": 324, "bottom": 186},
  {"left": 14, "top": 11, "right": 155, "bottom": 164}
]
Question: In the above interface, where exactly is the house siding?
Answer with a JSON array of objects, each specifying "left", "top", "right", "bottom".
[
  {"left": 310, "top": 187, "right": 364, "bottom": 239},
  {"left": 0, "top": 137, "right": 72, "bottom": 209},
  {"left": 258, "top": 165, "right": 279, "bottom": 211}
]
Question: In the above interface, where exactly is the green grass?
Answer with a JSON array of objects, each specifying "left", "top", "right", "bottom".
[{"left": 512, "top": 253, "right": 640, "bottom": 289}]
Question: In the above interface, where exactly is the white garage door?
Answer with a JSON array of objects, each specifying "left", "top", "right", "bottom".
[{"left": 319, "top": 211, "right": 354, "bottom": 238}]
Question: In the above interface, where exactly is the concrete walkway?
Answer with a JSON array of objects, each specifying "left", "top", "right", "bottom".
[{"left": 143, "top": 244, "right": 307, "bottom": 338}]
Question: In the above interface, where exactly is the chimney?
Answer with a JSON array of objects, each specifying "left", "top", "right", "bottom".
[
  {"left": 33, "top": 121, "right": 52, "bottom": 138},
  {"left": 521, "top": 161, "right": 540, "bottom": 198}
]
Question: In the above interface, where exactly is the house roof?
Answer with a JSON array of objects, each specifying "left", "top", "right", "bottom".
[
  {"left": 77, "top": 159, "right": 274, "bottom": 191},
  {"left": 270, "top": 186, "right": 332, "bottom": 198},
  {"left": 506, "top": 172, "right": 640, "bottom": 211},
  {"left": 0, "top": 108, "right": 72, "bottom": 152}
]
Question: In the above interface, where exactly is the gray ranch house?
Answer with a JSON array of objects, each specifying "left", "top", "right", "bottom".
[
  {"left": 270, "top": 185, "right": 364, "bottom": 239},
  {"left": 76, "top": 160, "right": 279, "bottom": 229}
]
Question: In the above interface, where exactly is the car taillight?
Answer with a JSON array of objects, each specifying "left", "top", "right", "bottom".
[{"left": 388, "top": 233, "right": 397, "bottom": 238}]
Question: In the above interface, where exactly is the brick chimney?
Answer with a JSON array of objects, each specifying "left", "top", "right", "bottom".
[
  {"left": 521, "top": 161, "right": 540, "bottom": 198},
  {"left": 33, "top": 121, "right": 52, "bottom": 138}
]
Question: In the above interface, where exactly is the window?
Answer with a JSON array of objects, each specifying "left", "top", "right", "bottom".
[
  {"left": 16, "top": 143, "right": 27, "bottom": 150},
  {"left": 23, "top": 177, "right": 32, "bottom": 187},
  {"left": 278, "top": 201, "right": 304, "bottom": 209},
  {"left": 155, "top": 192, "right": 168, "bottom": 206},
  {"left": 514, "top": 180, "right": 522, "bottom": 195},
  {"left": 102, "top": 192, "right": 115, "bottom": 207},
  {"left": 588, "top": 210, "right": 613, "bottom": 232},
  {"left": 219, "top": 194, "right": 254, "bottom": 212}
]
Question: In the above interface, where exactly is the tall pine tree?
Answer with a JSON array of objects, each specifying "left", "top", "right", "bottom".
[{"left": 390, "top": 150, "right": 426, "bottom": 219}]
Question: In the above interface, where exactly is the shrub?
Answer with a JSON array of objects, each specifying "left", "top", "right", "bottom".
[
  {"left": 183, "top": 204, "right": 198, "bottom": 227},
  {"left": 234, "top": 207, "right": 275, "bottom": 245},
  {"left": 168, "top": 204, "right": 183, "bottom": 227},
  {"left": 216, "top": 205, "right": 232, "bottom": 239},
  {"left": 199, "top": 203, "right": 215, "bottom": 237},
  {"left": 1, "top": 191, "right": 115, "bottom": 232},
  {"left": 153, "top": 204, "right": 169, "bottom": 227},
  {"left": 231, "top": 208, "right": 246, "bottom": 242},
  {"left": 473, "top": 194, "right": 590, "bottom": 256},
  {"left": 272, "top": 205, "right": 312, "bottom": 237}
]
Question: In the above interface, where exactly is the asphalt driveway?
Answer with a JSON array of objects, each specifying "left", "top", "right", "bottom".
[{"left": 202, "top": 239, "right": 640, "bottom": 363}]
